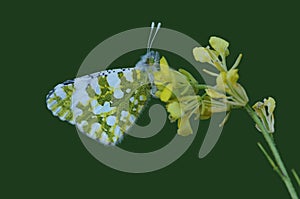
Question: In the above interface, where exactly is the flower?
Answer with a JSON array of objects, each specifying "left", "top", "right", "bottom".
[
  {"left": 193, "top": 36, "right": 230, "bottom": 72},
  {"left": 193, "top": 36, "right": 249, "bottom": 109},
  {"left": 253, "top": 97, "right": 276, "bottom": 133},
  {"left": 213, "top": 69, "right": 248, "bottom": 107},
  {"left": 154, "top": 57, "right": 201, "bottom": 136}
]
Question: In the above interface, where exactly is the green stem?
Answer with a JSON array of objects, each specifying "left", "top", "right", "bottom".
[
  {"left": 257, "top": 142, "right": 283, "bottom": 178},
  {"left": 292, "top": 169, "right": 300, "bottom": 187},
  {"left": 194, "top": 84, "right": 210, "bottom": 90},
  {"left": 244, "top": 104, "right": 299, "bottom": 199}
]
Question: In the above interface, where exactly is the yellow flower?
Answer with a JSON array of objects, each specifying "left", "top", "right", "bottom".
[
  {"left": 253, "top": 97, "right": 276, "bottom": 133},
  {"left": 204, "top": 71, "right": 248, "bottom": 107},
  {"left": 154, "top": 57, "right": 202, "bottom": 136},
  {"left": 193, "top": 36, "right": 248, "bottom": 108},
  {"left": 215, "top": 69, "right": 248, "bottom": 107}
]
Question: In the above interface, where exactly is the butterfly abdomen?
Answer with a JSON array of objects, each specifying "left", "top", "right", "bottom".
[{"left": 46, "top": 80, "right": 75, "bottom": 124}]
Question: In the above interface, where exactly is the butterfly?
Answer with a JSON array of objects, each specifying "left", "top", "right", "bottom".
[{"left": 46, "top": 22, "right": 162, "bottom": 145}]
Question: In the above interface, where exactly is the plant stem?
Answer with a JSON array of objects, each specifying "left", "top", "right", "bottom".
[
  {"left": 292, "top": 169, "right": 300, "bottom": 187},
  {"left": 244, "top": 104, "right": 299, "bottom": 199},
  {"left": 194, "top": 84, "right": 210, "bottom": 90}
]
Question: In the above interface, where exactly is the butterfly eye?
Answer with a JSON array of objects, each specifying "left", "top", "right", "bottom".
[{"left": 146, "top": 57, "right": 155, "bottom": 65}]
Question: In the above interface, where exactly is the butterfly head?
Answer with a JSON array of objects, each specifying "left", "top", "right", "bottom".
[
  {"left": 135, "top": 22, "right": 161, "bottom": 71},
  {"left": 146, "top": 51, "right": 159, "bottom": 65},
  {"left": 136, "top": 50, "right": 160, "bottom": 67}
]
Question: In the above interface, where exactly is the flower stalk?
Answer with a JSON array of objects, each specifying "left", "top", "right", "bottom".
[{"left": 292, "top": 169, "right": 300, "bottom": 187}]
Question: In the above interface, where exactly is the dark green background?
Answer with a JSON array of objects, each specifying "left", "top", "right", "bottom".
[{"left": 2, "top": 1, "right": 299, "bottom": 198}]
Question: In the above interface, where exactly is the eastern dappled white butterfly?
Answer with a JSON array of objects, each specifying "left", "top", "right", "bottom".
[{"left": 46, "top": 22, "right": 162, "bottom": 145}]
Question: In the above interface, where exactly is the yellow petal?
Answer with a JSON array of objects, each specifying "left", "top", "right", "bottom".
[
  {"left": 153, "top": 71, "right": 161, "bottom": 78},
  {"left": 205, "top": 88, "right": 227, "bottom": 99},
  {"left": 160, "top": 83, "right": 173, "bottom": 102},
  {"left": 264, "top": 97, "right": 276, "bottom": 114},
  {"left": 155, "top": 91, "right": 161, "bottom": 98},
  {"left": 193, "top": 47, "right": 211, "bottom": 63},
  {"left": 216, "top": 72, "right": 226, "bottom": 90},
  {"left": 200, "top": 106, "right": 212, "bottom": 120},
  {"left": 209, "top": 36, "right": 229, "bottom": 56},
  {"left": 234, "top": 83, "right": 249, "bottom": 105},
  {"left": 160, "top": 56, "right": 169, "bottom": 66},
  {"left": 227, "top": 69, "right": 239, "bottom": 85},
  {"left": 166, "top": 101, "right": 182, "bottom": 119},
  {"left": 155, "top": 84, "right": 165, "bottom": 91},
  {"left": 160, "top": 56, "right": 170, "bottom": 76},
  {"left": 154, "top": 70, "right": 170, "bottom": 87},
  {"left": 177, "top": 115, "right": 193, "bottom": 136}
]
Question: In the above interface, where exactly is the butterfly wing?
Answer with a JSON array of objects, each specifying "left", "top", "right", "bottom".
[{"left": 46, "top": 68, "right": 151, "bottom": 145}]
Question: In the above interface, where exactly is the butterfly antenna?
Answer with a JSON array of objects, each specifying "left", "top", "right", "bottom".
[
  {"left": 149, "top": 22, "right": 161, "bottom": 51},
  {"left": 147, "top": 22, "right": 155, "bottom": 53}
]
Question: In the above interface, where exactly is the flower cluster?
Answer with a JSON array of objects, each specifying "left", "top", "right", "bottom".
[{"left": 154, "top": 36, "right": 276, "bottom": 135}]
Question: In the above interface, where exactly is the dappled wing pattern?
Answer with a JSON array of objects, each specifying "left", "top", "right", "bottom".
[{"left": 71, "top": 68, "right": 151, "bottom": 145}]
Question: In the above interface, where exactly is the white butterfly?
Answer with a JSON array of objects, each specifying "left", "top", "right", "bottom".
[{"left": 46, "top": 22, "right": 162, "bottom": 145}]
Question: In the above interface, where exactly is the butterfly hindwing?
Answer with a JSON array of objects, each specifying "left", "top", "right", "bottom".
[{"left": 47, "top": 68, "right": 151, "bottom": 145}]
